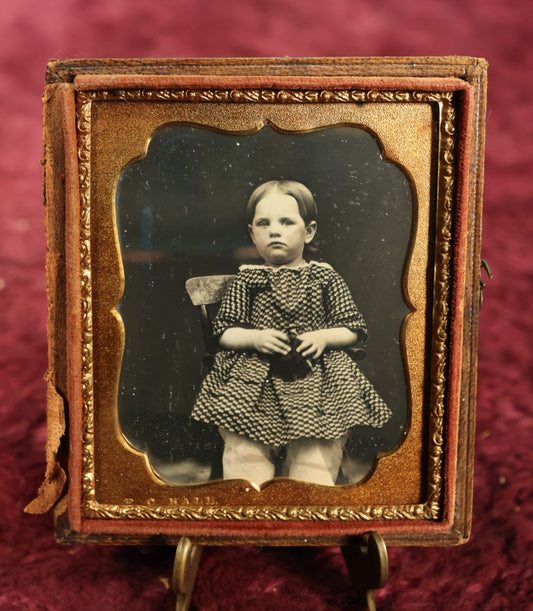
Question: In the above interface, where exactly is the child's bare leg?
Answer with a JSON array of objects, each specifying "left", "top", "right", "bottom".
[
  {"left": 219, "top": 427, "right": 275, "bottom": 484},
  {"left": 285, "top": 436, "right": 347, "bottom": 485}
]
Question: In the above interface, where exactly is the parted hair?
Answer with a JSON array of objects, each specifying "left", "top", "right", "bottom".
[{"left": 246, "top": 180, "right": 318, "bottom": 226}]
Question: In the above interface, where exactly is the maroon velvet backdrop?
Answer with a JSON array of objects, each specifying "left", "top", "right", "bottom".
[{"left": 1, "top": 1, "right": 532, "bottom": 609}]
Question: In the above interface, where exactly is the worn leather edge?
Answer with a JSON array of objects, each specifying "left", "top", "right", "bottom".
[
  {"left": 451, "top": 61, "right": 488, "bottom": 542},
  {"left": 24, "top": 84, "right": 71, "bottom": 514},
  {"left": 25, "top": 385, "right": 67, "bottom": 513},
  {"left": 72, "top": 74, "right": 470, "bottom": 91},
  {"left": 46, "top": 56, "right": 488, "bottom": 84}
]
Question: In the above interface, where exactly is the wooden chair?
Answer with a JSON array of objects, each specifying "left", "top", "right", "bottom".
[{"left": 185, "top": 275, "right": 235, "bottom": 372}]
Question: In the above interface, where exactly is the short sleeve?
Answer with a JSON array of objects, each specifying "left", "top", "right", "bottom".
[
  {"left": 211, "top": 274, "right": 252, "bottom": 337},
  {"left": 324, "top": 270, "right": 368, "bottom": 343}
]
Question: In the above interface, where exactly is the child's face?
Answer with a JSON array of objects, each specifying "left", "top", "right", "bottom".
[{"left": 248, "top": 191, "right": 317, "bottom": 267}]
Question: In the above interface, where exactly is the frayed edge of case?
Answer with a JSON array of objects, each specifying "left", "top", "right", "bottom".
[{"left": 25, "top": 382, "right": 67, "bottom": 514}]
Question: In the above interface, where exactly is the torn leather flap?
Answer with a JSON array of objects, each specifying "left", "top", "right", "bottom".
[
  {"left": 25, "top": 382, "right": 67, "bottom": 514},
  {"left": 26, "top": 83, "right": 71, "bottom": 515}
]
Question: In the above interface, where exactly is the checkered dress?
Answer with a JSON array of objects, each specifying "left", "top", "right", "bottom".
[{"left": 191, "top": 262, "right": 391, "bottom": 446}]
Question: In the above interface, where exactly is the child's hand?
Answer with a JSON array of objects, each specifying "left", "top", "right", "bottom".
[
  {"left": 296, "top": 331, "right": 327, "bottom": 359},
  {"left": 253, "top": 329, "right": 291, "bottom": 355}
]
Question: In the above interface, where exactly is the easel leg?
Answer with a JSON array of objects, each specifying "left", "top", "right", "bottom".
[
  {"left": 342, "top": 532, "right": 388, "bottom": 611},
  {"left": 172, "top": 537, "right": 203, "bottom": 611},
  {"left": 170, "top": 534, "right": 385, "bottom": 610}
]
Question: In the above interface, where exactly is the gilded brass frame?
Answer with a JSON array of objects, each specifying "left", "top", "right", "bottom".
[{"left": 80, "top": 89, "right": 450, "bottom": 521}]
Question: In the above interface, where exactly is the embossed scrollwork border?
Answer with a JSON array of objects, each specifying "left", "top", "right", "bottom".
[
  {"left": 75, "top": 88, "right": 456, "bottom": 522},
  {"left": 77, "top": 92, "right": 97, "bottom": 510}
]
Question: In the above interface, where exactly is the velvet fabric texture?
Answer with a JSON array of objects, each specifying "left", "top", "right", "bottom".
[{"left": 1, "top": 1, "right": 532, "bottom": 609}]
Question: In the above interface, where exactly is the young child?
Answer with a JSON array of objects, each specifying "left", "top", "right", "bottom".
[{"left": 191, "top": 180, "right": 391, "bottom": 486}]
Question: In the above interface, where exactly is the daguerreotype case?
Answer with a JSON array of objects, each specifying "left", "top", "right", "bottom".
[{"left": 33, "top": 57, "right": 487, "bottom": 550}]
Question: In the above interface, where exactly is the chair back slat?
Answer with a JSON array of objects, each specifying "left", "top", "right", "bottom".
[{"left": 185, "top": 275, "right": 235, "bottom": 306}]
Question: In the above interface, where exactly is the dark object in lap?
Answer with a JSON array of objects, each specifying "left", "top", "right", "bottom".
[{"left": 269, "top": 337, "right": 313, "bottom": 381}]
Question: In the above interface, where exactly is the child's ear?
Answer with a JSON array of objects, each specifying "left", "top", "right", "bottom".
[
  {"left": 304, "top": 221, "right": 317, "bottom": 244},
  {"left": 248, "top": 224, "right": 256, "bottom": 244}
]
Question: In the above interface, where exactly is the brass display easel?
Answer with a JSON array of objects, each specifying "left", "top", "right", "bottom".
[{"left": 172, "top": 532, "right": 388, "bottom": 611}]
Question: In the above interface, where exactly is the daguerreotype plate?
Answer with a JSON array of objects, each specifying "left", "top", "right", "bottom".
[{"left": 36, "top": 57, "right": 487, "bottom": 546}]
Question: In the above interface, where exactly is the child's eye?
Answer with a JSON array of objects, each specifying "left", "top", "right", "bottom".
[{"left": 256, "top": 219, "right": 269, "bottom": 227}]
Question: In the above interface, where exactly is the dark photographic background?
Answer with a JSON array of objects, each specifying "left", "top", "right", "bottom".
[{"left": 116, "top": 124, "right": 411, "bottom": 476}]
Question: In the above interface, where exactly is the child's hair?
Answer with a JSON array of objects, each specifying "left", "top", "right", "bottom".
[{"left": 246, "top": 180, "right": 318, "bottom": 226}]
